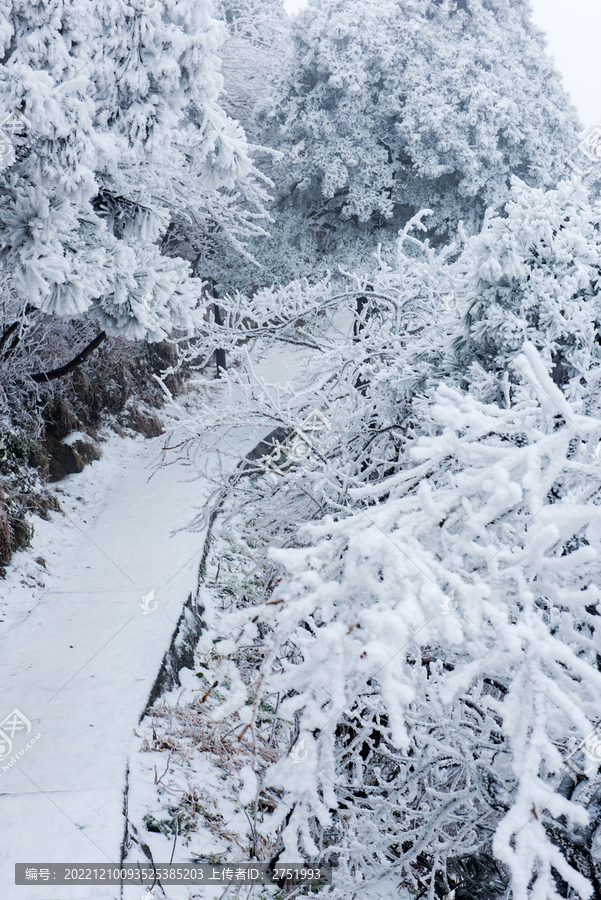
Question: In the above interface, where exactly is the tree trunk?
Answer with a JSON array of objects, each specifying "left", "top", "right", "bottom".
[
  {"left": 354, "top": 291, "right": 372, "bottom": 395},
  {"left": 214, "top": 303, "right": 227, "bottom": 378}
]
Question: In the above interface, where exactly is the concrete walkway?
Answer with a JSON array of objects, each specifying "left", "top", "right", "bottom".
[{"left": 0, "top": 426, "right": 214, "bottom": 899}]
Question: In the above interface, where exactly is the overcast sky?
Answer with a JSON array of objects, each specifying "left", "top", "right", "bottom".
[{"left": 281, "top": 0, "right": 601, "bottom": 131}]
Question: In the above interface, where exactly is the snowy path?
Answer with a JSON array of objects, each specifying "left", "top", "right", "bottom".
[
  {"left": 0, "top": 425, "right": 216, "bottom": 899},
  {"left": 0, "top": 346, "right": 310, "bottom": 900}
]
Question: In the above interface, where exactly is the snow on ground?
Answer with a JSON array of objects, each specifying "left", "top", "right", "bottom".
[
  {"left": 120, "top": 340, "right": 411, "bottom": 900},
  {"left": 0, "top": 339, "right": 406, "bottom": 900},
  {"left": 0, "top": 343, "right": 319, "bottom": 900},
  {"left": 0, "top": 423, "right": 214, "bottom": 900}
]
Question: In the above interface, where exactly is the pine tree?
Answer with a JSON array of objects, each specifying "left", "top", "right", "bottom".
[{"left": 0, "top": 0, "right": 268, "bottom": 379}]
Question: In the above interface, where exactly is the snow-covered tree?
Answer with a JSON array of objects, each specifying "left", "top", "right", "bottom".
[
  {"left": 453, "top": 178, "right": 601, "bottom": 401},
  {"left": 212, "top": 0, "right": 289, "bottom": 139},
  {"left": 343, "top": 177, "right": 601, "bottom": 429},
  {"left": 152, "top": 196, "right": 601, "bottom": 895},
  {"left": 247, "top": 0, "right": 581, "bottom": 288},
  {"left": 0, "top": 0, "right": 269, "bottom": 380}
]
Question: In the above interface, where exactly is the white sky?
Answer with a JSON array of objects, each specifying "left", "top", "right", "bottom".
[{"left": 282, "top": 0, "right": 601, "bottom": 130}]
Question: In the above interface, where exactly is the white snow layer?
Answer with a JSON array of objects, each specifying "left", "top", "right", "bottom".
[{"left": 0, "top": 344, "right": 318, "bottom": 900}]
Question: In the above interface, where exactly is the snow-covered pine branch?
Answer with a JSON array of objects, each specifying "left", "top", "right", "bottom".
[{"left": 0, "top": 0, "right": 270, "bottom": 367}]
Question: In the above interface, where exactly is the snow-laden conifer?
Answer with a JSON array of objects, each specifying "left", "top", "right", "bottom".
[{"left": 0, "top": 0, "right": 268, "bottom": 353}]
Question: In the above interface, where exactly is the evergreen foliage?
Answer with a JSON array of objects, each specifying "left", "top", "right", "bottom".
[
  {"left": 0, "top": 0, "right": 268, "bottom": 344},
  {"left": 246, "top": 0, "right": 581, "bottom": 289}
]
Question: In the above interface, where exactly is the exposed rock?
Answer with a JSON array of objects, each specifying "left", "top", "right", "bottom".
[
  {"left": 46, "top": 435, "right": 102, "bottom": 482},
  {"left": 126, "top": 406, "right": 164, "bottom": 438}
]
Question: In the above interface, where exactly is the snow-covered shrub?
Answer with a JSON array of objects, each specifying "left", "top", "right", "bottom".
[
  {"left": 174, "top": 180, "right": 601, "bottom": 510},
  {"left": 454, "top": 178, "right": 601, "bottom": 403},
  {"left": 157, "top": 186, "right": 601, "bottom": 897},
  {"left": 198, "top": 342, "right": 601, "bottom": 899}
]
